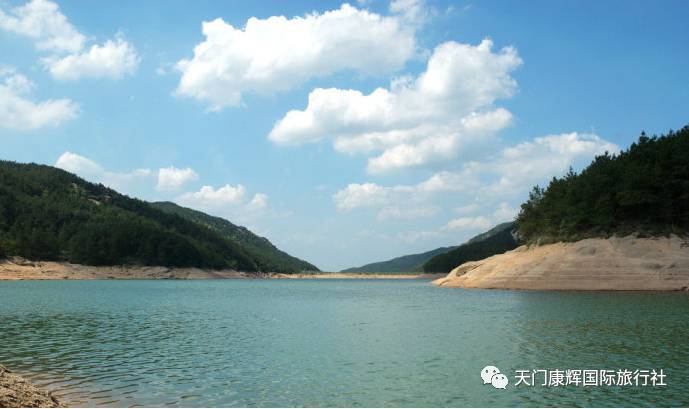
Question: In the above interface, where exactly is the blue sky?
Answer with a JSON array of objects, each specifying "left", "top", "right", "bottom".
[{"left": 1, "top": 0, "right": 688, "bottom": 271}]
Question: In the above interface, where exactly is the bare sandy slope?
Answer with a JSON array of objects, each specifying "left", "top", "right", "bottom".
[
  {"left": 0, "top": 257, "right": 247, "bottom": 280},
  {"left": 433, "top": 235, "right": 689, "bottom": 290},
  {"left": 0, "top": 365, "right": 63, "bottom": 408}
]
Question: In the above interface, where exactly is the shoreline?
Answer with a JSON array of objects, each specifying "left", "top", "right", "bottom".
[
  {"left": 270, "top": 272, "right": 445, "bottom": 280},
  {"left": 433, "top": 234, "right": 689, "bottom": 291},
  {"left": 0, "top": 257, "right": 249, "bottom": 280},
  {"left": 0, "top": 258, "right": 442, "bottom": 281},
  {"left": 0, "top": 365, "right": 63, "bottom": 408}
]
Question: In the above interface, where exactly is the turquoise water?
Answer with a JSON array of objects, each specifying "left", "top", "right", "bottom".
[{"left": 1, "top": 280, "right": 688, "bottom": 407}]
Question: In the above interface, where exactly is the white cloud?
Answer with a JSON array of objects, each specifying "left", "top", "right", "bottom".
[
  {"left": 53, "top": 152, "right": 274, "bottom": 224},
  {"left": 376, "top": 205, "right": 438, "bottom": 221},
  {"left": 156, "top": 166, "right": 199, "bottom": 192},
  {"left": 269, "top": 39, "right": 522, "bottom": 173},
  {"left": 44, "top": 37, "right": 140, "bottom": 80},
  {"left": 332, "top": 133, "right": 619, "bottom": 239},
  {"left": 443, "top": 216, "right": 491, "bottom": 231},
  {"left": 101, "top": 168, "right": 153, "bottom": 190},
  {"left": 454, "top": 203, "right": 479, "bottom": 215},
  {"left": 492, "top": 202, "right": 519, "bottom": 222},
  {"left": 56, "top": 151, "right": 103, "bottom": 177},
  {"left": 1, "top": 0, "right": 138, "bottom": 81},
  {"left": 175, "top": 3, "right": 418, "bottom": 110},
  {"left": 249, "top": 193, "right": 268, "bottom": 209},
  {"left": 0, "top": 0, "right": 85, "bottom": 53},
  {"left": 389, "top": 0, "right": 429, "bottom": 25},
  {"left": 333, "top": 182, "right": 400, "bottom": 211},
  {"left": 178, "top": 184, "right": 247, "bottom": 208},
  {"left": 333, "top": 132, "right": 618, "bottom": 210},
  {"left": 0, "top": 70, "right": 78, "bottom": 130},
  {"left": 486, "top": 132, "right": 619, "bottom": 195},
  {"left": 176, "top": 185, "right": 273, "bottom": 225},
  {"left": 55, "top": 151, "right": 154, "bottom": 193}
]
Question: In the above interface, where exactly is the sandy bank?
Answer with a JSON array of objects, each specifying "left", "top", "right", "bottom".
[
  {"left": 433, "top": 235, "right": 689, "bottom": 290},
  {"left": 0, "top": 257, "right": 248, "bottom": 280},
  {"left": 0, "top": 365, "right": 63, "bottom": 408},
  {"left": 0, "top": 258, "right": 444, "bottom": 280},
  {"left": 271, "top": 273, "right": 445, "bottom": 279}
]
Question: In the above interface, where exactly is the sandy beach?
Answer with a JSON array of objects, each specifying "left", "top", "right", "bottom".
[
  {"left": 0, "top": 258, "right": 442, "bottom": 280},
  {"left": 271, "top": 272, "right": 445, "bottom": 279},
  {"left": 433, "top": 234, "right": 689, "bottom": 290},
  {"left": 0, "top": 257, "right": 249, "bottom": 280},
  {"left": 0, "top": 365, "right": 62, "bottom": 408}
]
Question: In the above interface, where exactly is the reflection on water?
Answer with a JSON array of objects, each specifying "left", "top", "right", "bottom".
[{"left": 0, "top": 280, "right": 688, "bottom": 407}]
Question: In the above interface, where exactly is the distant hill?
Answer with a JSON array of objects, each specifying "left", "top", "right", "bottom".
[
  {"left": 422, "top": 222, "right": 519, "bottom": 273},
  {"left": 340, "top": 245, "right": 458, "bottom": 273},
  {"left": 0, "top": 160, "right": 315, "bottom": 273},
  {"left": 152, "top": 201, "right": 318, "bottom": 274},
  {"left": 517, "top": 126, "right": 689, "bottom": 243},
  {"left": 341, "top": 222, "right": 520, "bottom": 273}
]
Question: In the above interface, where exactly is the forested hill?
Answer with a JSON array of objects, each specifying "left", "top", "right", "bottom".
[
  {"left": 422, "top": 222, "right": 518, "bottom": 273},
  {"left": 517, "top": 126, "right": 689, "bottom": 243},
  {"left": 340, "top": 245, "right": 458, "bottom": 273},
  {"left": 342, "top": 222, "right": 519, "bottom": 273},
  {"left": 0, "top": 161, "right": 315, "bottom": 273},
  {"left": 152, "top": 201, "right": 318, "bottom": 274}
]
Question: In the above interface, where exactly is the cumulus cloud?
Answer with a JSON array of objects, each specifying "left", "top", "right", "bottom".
[
  {"left": 486, "top": 132, "right": 619, "bottom": 195},
  {"left": 443, "top": 216, "right": 492, "bottom": 231},
  {"left": 44, "top": 37, "right": 140, "bottom": 80},
  {"left": 176, "top": 185, "right": 271, "bottom": 222},
  {"left": 55, "top": 152, "right": 212, "bottom": 202},
  {"left": 269, "top": 39, "right": 522, "bottom": 173},
  {"left": 1, "top": 0, "right": 139, "bottom": 81},
  {"left": 156, "top": 166, "right": 199, "bottom": 192},
  {"left": 0, "top": 70, "right": 78, "bottom": 130},
  {"left": 177, "top": 184, "right": 246, "bottom": 207},
  {"left": 175, "top": 3, "right": 418, "bottom": 110},
  {"left": 333, "top": 132, "right": 619, "bottom": 236},
  {"left": 55, "top": 151, "right": 154, "bottom": 193},
  {"left": 53, "top": 152, "right": 274, "bottom": 226},
  {"left": 56, "top": 151, "right": 104, "bottom": 177},
  {"left": 0, "top": 0, "right": 85, "bottom": 53}
]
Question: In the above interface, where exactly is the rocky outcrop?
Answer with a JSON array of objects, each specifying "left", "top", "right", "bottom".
[{"left": 0, "top": 365, "right": 63, "bottom": 408}]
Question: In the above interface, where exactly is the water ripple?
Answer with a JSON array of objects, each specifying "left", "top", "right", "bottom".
[{"left": 0, "top": 281, "right": 688, "bottom": 407}]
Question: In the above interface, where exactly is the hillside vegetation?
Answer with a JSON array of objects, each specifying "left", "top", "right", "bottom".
[
  {"left": 422, "top": 222, "right": 518, "bottom": 273},
  {"left": 340, "top": 245, "right": 457, "bottom": 273},
  {"left": 517, "top": 126, "right": 689, "bottom": 243},
  {"left": 152, "top": 202, "right": 318, "bottom": 274},
  {"left": 0, "top": 161, "right": 313, "bottom": 273}
]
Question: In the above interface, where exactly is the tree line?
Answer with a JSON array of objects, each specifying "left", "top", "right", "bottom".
[
  {"left": 516, "top": 126, "right": 689, "bottom": 243},
  {"left": 0, "top": 161, "right": 316, "bottom": 273}
]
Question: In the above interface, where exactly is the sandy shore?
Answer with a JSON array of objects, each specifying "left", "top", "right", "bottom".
[
  {"left": 271, "top": 272, "right": 445, "bottom": 279},
  {"left": 0, "top": 258, "right": 443, "bottom": 280},
  {"left": 0, "top": 365, "right": 63, "bottom": 408},
  {"left": 433, "top": 234, "right": 689, "bottom": 290},
  {"left": 0, "top": 257, "right": 248, "bottom": 280}
]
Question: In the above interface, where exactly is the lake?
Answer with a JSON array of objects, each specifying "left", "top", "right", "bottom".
[{"left": 1, "top": 280, "right": 688, "bottom": 407}]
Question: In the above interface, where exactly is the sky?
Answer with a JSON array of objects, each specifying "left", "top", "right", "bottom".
[{"left": 1, "top": 0, "right": 688, "bottom": 271}]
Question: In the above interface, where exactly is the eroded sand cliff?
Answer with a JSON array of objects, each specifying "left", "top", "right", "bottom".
[{"left": 433, "top": 235, "right": 689, "bottom": 290}]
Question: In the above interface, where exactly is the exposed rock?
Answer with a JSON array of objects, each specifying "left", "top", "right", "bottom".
[
  {"left": 433, "top": 235, "right": 689, "bottom": 290},
  {"left": 0, "top": 365, "right": 63, "bottom": 408}
]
